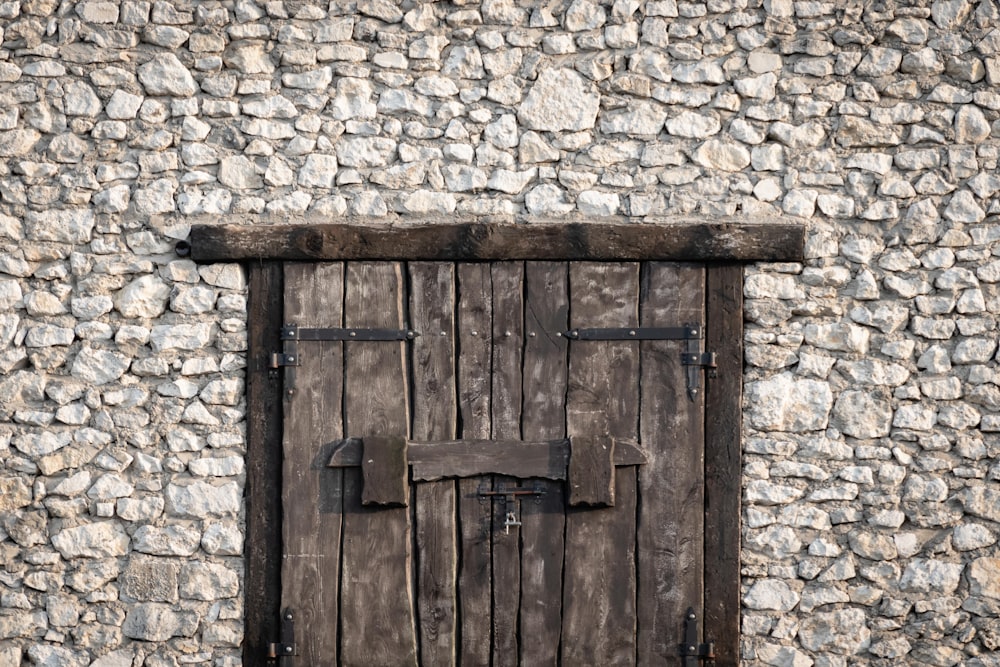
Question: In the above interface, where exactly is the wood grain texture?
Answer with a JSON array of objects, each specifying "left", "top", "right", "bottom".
[
  {"left": 704, "top": 263, "right": 743, "bottom": 667},
  {"left": 281, "top": 262, "right": 345, "bottom": 667},
  {"left": 190, "top": 221, "right": 806, "bottom": 262},
  {"left": 562, "top": 262, "right": 640, "bottom": 665},
  {"left": 637, "top": 262, "right": 706, "bottom": 667},
  {"left": 245, "top": 261, "right": 283, "bottom": 667},
  {"left": 341, "top": 262, "right": 418, "bottom": 667},
  {"left": 328, "top": 438, "right": 646, "bottom": 478},
  {"left": 567, "top": 435, "right": 616, "bottom": 507},
  {"left": 409, "top": 262, "right": 459, "bottom": 667},
  {"left": 361, "top": 435, "right": 409, "bottom": 507},
  {"left": 490, "top": 262, "right": 524, "bottom": 667},
  {"left": 455, "top": 263, "right": 493, "bottom": 667},
  {"left": 519, "top": 261, "right": 568, "bottom": 667}
]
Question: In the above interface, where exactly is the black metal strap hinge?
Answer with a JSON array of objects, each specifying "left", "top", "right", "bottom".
[
  {"left": 271, "top": 323, "right": 418, "bottom": 377},
  {"left": 679, "top": 607, "right": 714, "bottom": 667},
  {"left": 562, "top": 325, "right": 701, "bottom": 340},
  {"left": 566, "top": 324, "right": 716, "bottom": 401},
  {"left": 281, "top": 324, "right": 418, "bottom": 341},
  {"left": 267, "top": 608, "right": 297, "bottom": 664}
]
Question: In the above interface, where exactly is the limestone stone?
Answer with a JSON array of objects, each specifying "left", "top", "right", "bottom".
[
  {"left": 525, "top": 184, "right": 575, "bottom": 215},
  {"left": 25, "top": 209, "right": 95, "bottom": 244},
  {"left": 957, "top": 487, "right": 1000, "bottom": 522},
  {"left": 138, "top": 54, "right": 198, "bottom": 96},
  {"left": 0, "top": 477, "right": 32, "bottom": 510},
  {"left": 849, "top": 532, "right": 898, "bottom": 560},
  {"left": 201, "top": 522, "right": 244, "bottom": 556},
  {"left": 71, "top": 348, "right": 130, "bottom": 385},
  {"left": 746, "top": 480, "right": 804, "bottom": 505},
  {"left": 797, "top": 608, "right": 870, "bottom": 654},
  {"left": 115, "top": 275, "right": 170, "bottom": 319},
  {"left": 691, "top": 139, "right": 751, "bottom": 172},
  {"left": 132, "top": 525, "right": 201, "bottom": 556},
  {"left": 166, "top": 481, "right": 241, "bottom": 518},
  {"left": 757, "top": 644, "right": 813, "bottom": 667},
  {"left": 745, "top": 373, "right": 833, "bottom": 432},
  {"left": 25, "top": 645, "right": 88, "bottom": 667},
  {"left": 179, "top": 562, "right": 239, "bottom": 600},
  {"left": 804, "top": 323, "right": 869, "bottom": 353},
  {"left": 899, "top": 559, "right": 964, "bottom": 594},
  {"left": 518, "top": 68, "right": 600, "bottom": 132},
  {"left": 831, "top": 390, "right": 892, "bottom": 438},
  {"left": 665, "top": 111, "right": 721, "bottom": 138},
  {"left": 51, "top": 521, "right": 129, "bottom": 558},
  {"left": 743, "top": 579, "right": 800, "bottom": 611},
  {"left": 401, "top": 190, "right": 457, "bottom": 214},
  {"left": 120, "top": 556, "right": 179, "bottom": 602},
  {"left": 122, "top": 603, "right": 198, "bottom": 641}
]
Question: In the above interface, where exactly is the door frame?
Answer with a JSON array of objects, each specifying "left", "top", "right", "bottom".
[{"left": 185, "top": 220, "right": 805, "bottom": 667}]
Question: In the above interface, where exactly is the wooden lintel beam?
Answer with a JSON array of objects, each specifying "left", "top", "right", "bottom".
[{"left": 188, "top": 221, "right": 805, "bottom": 263}]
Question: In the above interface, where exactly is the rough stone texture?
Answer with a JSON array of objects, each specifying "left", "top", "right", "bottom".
[{"left": 0, "top": 2, "right": 996, "bottom": 665}]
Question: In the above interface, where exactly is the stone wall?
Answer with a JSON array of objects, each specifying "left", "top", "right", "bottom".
[{"left": 0, "top": 0, "right": 999, "bottom": 665}]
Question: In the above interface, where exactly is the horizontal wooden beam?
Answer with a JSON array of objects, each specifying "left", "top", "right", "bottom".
[
  {"left": 188, "top": 221, "right": 804, "bottom": 263},
  {"left": 327, "top": 437, "right": 647, "bottom": 482}
]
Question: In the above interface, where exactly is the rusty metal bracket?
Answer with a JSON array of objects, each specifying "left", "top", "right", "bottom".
[
  {"left": 679, "top": 607, "right": 714, "bottom": 667},
  {"left": 267, "top": 608, "right": 297, "bottom": 664}
]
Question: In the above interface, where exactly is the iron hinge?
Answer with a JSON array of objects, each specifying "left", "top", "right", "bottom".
[
  {"left": 267, "top": 609, "right": 297, "bottom": 664},
  {"left": 679, "top": 607, "right": 714, "bottom": 667},
  {"left": 281, "top": 324, "right": 418, "bottom": 341},
  {"left": 270, "top": 352, "right": 300, "bottom": 368},
  {"left": 563, "top": 325, "right": 701, "bottom": 340}
]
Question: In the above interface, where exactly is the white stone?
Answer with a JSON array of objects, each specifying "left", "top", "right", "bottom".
[
  {"left": 899, "top": 559, "right": 964, "bottom": 595},
  {"left": 831, "top": 390, "right": 892, "bottom": 438},
  {"left": 180, "top": 562, "right": 239, "bottom": 600},
  {"left": 132, "top": 525, "right": 201, "bottom": 556},
  {"left": 138, "top": 54, "right": 198, "bottom": 96},
  {"left": 115, "top": 275, "right": 170, "bottom": 319},
  {"left": 336, "top": 137, "right": 397, "bottom": 168},
  {"left": 518, "top": 68, "right": 600, "bottom": 132},
  {"left": 71, "top": 348, "right": 131, "bottom": 385},
  {"left": 401, "top": 190, "right": 457, "bottom": 214},
  {"left": 123, "top": 603, "right": 198, "bottom": 641},
  {"left": 51, "top": 521, "right": 130, "bottom": 558},
  {"left": 106, "top": 90, "right": 143, "bottom": 120},
  {"left": 166, "top": 481, "right": 241, "bottom": 518},
  {"left": 691, "top": 139, "right": 751, "bottom": 172},
  {"left": 743, "top": 579, "right": 800, "bottom": 611},
  {"left": 150, "top": 323, "right": 213, "bottom": 351},
  {"left": 797, "top": 608, "right": 871, "bottom": 654},
  {"left": 745, "top": 373, "right": 833, "bottom": 432},
  {"left": 298, "top": 154, "right": 339, "bottom": 188},
  {"left": 577, "top": 191, "right": 620, "bottom": 216},
  {"left": 953, "top": 524, "right": 996, "bottom": 551},
  {"left": 525, "top": 184, "right": 575, "bottom": 215},
  {"left": 665, "top": 111, "right": 721, "bottom": 138}
]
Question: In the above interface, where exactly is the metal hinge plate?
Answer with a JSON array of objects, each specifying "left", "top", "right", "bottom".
[
  {"left": 679, "top": 607, "right": 714, "bottom": 667},
  {"left": 267, "top": 609, "right": 297, "bottom": 664}
]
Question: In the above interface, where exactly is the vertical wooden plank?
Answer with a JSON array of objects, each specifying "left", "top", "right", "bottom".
[
  {"left": 410, "top": 262, "right": 458, "bottom": 667},
  {"left": 704, "top": 263, "right": 743, "bottom": 667},
  {"left": 637, "top": 263, "right": 706, "bottom": 666},
  {"left": 490, "top": 262, "right": 523, "bottom": 667},
  {"left": 519, "top": 262, "right": 568, "bottom": 667},
  {"left": 245, "top": 261, "right": 283, "bottom": 667},
  {"left": 562, "top": 262, "right": 640, "bottom": 665},
  {"left": 456, "top": 263, "right": 493, "bottom": 667},
  {"left": 341, "top": 262, "right": 418, "bottom": 666},
  {"left": 567, "top": 435, "right": 615, "bottom": 507},
  {"left": 281, "top": 262, "right": 345, "bottom": 667}
]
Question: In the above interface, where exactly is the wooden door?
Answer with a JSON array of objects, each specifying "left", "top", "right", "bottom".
[{"left": 279, "top": 260, "right": 708, "bottom": 667}]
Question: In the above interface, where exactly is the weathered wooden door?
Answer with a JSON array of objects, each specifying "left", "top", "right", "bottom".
[{"left": 278, "top": 260, "right": 708, "bottom": 666}]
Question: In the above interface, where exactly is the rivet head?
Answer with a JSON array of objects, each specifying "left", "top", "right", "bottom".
[
  {"left": 285, "top": 646, "right": 293, "bottom": 653},
  {"left": 471, "top": 330, "right": 478, "bottom": 336},
  {"left": 350, "top": 331, "right": 357, "bottom": 337},
  {"left": 629, "top": 330, "right": 636, "bottom": 336},
  {"left": 529, "top": 332, "right": 536, "bottom": 337},
  {"left": 285, "top": 613, "right": 293, "bottom": 620}
]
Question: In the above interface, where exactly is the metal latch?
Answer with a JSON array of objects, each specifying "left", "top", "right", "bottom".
[
  {"left": 679, "top": 607, "right": 714, "bottom": 667},
  {"left": 479, "top": 484, "right": 545, "bottom": 534},
  {"left": 267, "top": 609, "right": 297, "bottom": 664}
]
